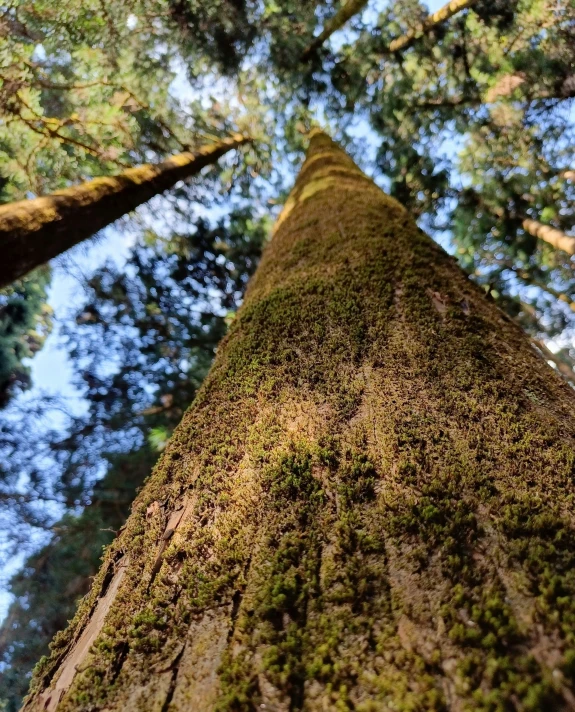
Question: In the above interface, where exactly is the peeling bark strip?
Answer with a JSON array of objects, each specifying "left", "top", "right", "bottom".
[
  {"left": 388, "top": 0, "right": 475, "bottom": 53},
  {"left": 0, "top": 135, "right": 249, "bottom": 288},
  {"left": 523, "top": 217, "right": 575, "bottom": 256},
  {"left": 34, "top": 558, "right": 128, "bottom": 712},
  {"left": 484, "top": 73, "right": 526, "bottom": 102},
  {"left": 23, "top": 132, "right": 575, "bottom": 711},
  {"left": 148, "top": 497, "right": 195, "bottom": 585}
]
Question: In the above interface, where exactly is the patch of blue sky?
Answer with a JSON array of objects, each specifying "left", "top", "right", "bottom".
[{"left": 0, "top": 225, "right": 135, "bottom": 619}]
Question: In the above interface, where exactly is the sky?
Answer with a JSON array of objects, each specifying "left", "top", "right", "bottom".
[
  {"left": 30, "top": 229, "right": 134, "bottom": 398},
  {"left": 0, "top": 228, "right": 135, "bottom": 619}
]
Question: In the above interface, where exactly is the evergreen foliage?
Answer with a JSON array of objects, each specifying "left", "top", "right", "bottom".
[
  {"left": 0, "top": 209, "right": 265, "bottom": 706},
  {"left": 0, "top": 270, "right": 51, "bottom": 406}
]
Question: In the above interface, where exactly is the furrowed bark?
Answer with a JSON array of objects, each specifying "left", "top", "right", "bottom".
[
  {"left": 523, "top": 218, "right": 575, "bottom": 256},
  {"left": 23, "top": 132, "right": 575, "bottom": 711},
  {"left": 0, "top": 135, "right": 249, "bottom": 288},
  {"left": 301, "top": 0, "right": 369, "bottom": 61},
  {"left": 388, "top": 0, "right": 475, "bottom": 53}
]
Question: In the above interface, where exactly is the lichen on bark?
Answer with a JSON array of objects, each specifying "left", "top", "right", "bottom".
[{"left": 23, "top": 132, "right": 575, "bottom": 712}]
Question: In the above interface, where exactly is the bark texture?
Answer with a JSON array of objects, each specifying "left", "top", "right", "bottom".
[
  {"left": 522, "top": 218, "right": 575, "bottom": 256},
  {"left": 388, "top": 0, "right": 475, "bottom": 53},
  {"left": 301, "top": 0, "right": 369, "bottom": 60},
  {"left": 23, "top": 132, "right": 575, "bottom": 712},
  {"left": 0, "top": 135, "right": 248, "bottom": 289}
]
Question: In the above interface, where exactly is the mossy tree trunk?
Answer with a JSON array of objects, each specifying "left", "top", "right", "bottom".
[
  {"left": 24, "top": 132, "right": 575, "bottom": 712},
  {"left": 0, "top": 135, "right": 248, "bottom": 289}
]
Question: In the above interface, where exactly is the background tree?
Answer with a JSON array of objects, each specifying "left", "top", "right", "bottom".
[
  {"left": 0, "top": 270, "right": 51, "bottom": 406},
  {"left": 0, "top": 135, "right": 250, "bottom": 287}
]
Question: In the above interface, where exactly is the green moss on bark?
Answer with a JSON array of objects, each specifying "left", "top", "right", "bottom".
[{"left": 23, "top": 133, "right": 575, "bottom": 712}]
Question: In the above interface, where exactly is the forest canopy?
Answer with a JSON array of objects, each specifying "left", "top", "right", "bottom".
[{"left": 1, "top": 0, "right": 575, "bottom": 709}]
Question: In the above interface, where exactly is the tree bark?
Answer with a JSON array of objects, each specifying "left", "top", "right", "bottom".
[
  {"left": 522, "top": 218, "right": 575, "bottom": 256},
  {"left": 301, "top": 0, "right": 369, "bottom": 61},
  {"left": 23, "top": 132, "right": 575, "bottom": 712},
  {"left": 388, "top": 0, "right": 475, "bottom": 53},
  {"left": 418, "top": 75, "right": 575, "bottom": 110},
  {"left": 0, "top": 135, "right": 249, "bottom": 289}
]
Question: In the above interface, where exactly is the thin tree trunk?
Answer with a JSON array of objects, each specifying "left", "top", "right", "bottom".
[
  {"left": 532, "top": 338, "right": 575, "bottom": 386},
  {"left": 471, "top": 190, "right": 575, "bottom": 259},
  {"left": 418, "top": 76, "right": 575, "bottom": 110},
  {"left": 388, "top": 0, "right": 474, "bottom": 53},
  {"left": 0, "top": 135, "right": 248, "bottom": 289},
  {"left": 301, "top": 0, "right": 369, "bottom": 61},
  {"left": 484, "top": 253, "right": 575, "bottom": 311},
  {"left": 23, "top": 132, "right": 575, "bottom": 712},
  {"left": 523, "top": 217, "right": 575, "bottom": 256}
]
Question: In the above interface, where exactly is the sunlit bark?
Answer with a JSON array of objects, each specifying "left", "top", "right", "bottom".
[
  {"left": 388, "top": 0, "right": 475, "bottom": 53},
  {"left": 301, "top": 0, "right": 369, "bottom": 60},
  {"left": 0, "top": 135, "right": 249, "bottom": 288},
  {"left": 522, "top": 217, "right": 575, "bottom": 256}
]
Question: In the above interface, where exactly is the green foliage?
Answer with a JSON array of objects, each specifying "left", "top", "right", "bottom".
[
  {"left": 0, "top": 269, "right": 51, "bottom": 406},
  {"left": 168, "top": 0, "right": 257, "bottom": 74},
  {"left": 0, "top": 449, "right": 151, "bottom": 712}
]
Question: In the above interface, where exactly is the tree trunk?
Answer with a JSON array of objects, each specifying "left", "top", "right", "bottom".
[
  {"left": 389, "top": 0, "right": 475, "bottom": 53},
  {"left": 301, "top": 0, "right": 369, "bottom": 61},
  {"left": 533, "top": 339, "right": 575, "bottom": 386},
  {"left": 418, "top": 74, "right": 575, "bottom": 110},
  {"left": 0, "top": 135, "right": 248, "bottom": 289},
  {"left": 491, "top": 257, "right": 575, "bottom": 312},
  {"left": 23, "top": 132, "right": 575, "bottom": 712},
  {"left": 523, "top": 217, "right": 575, "bottom": 256}
]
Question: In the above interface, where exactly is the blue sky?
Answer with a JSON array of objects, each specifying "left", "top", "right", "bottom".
[{"left": 0, "top": 0, "right": 461, "bottom": 621}]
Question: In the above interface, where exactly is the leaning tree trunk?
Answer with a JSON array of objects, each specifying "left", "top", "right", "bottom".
[
  {"left": 388, "top": 0, "right": 475, "bottom": 53},
  {"left": 301, "top": 0, "right": 369, "bottom": 61},
  {"left": 522, "top": 217, "right": 575, "bottom": 256},
  {"left": 24, "top": 132, "right": 575, "bottom": 711},
  {"left": 0, "top": 135, "right": 248, "bottom": 289}
]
